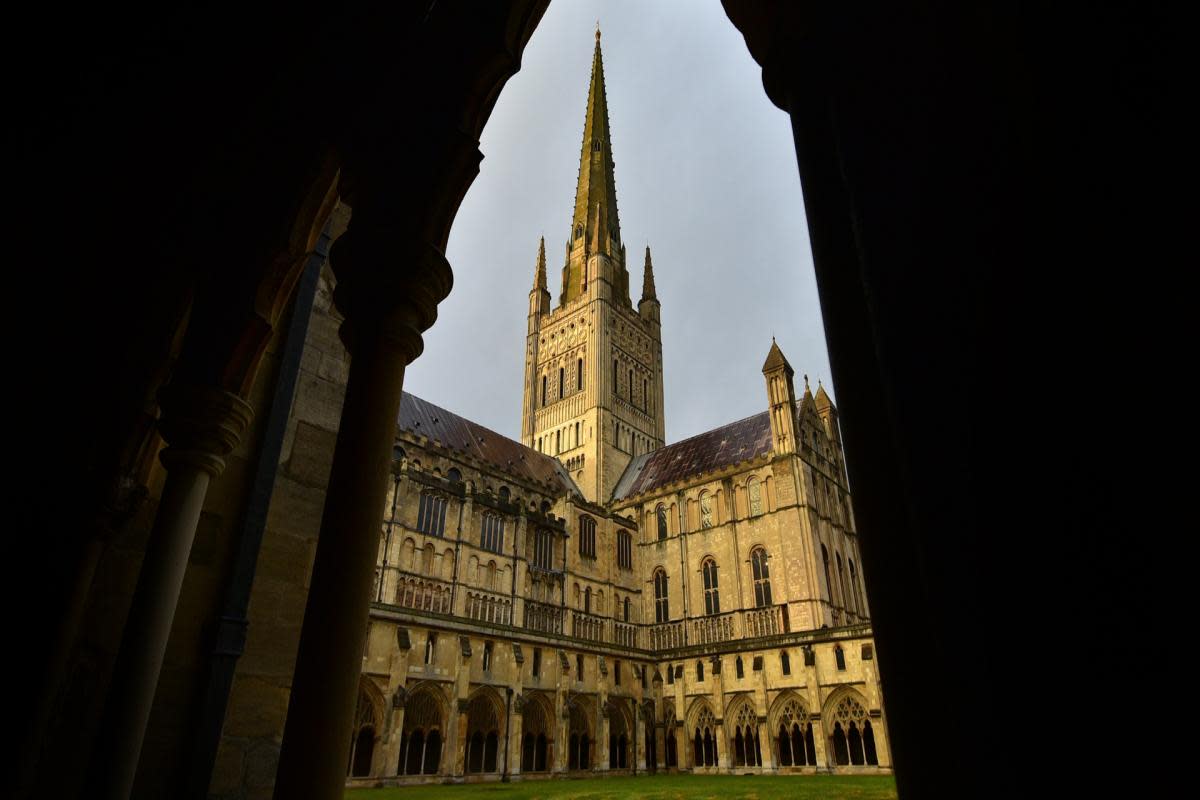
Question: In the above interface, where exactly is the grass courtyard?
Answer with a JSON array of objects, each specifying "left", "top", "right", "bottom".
[{"left": 346, "top": 773, "right": 897, "bottom": 800}]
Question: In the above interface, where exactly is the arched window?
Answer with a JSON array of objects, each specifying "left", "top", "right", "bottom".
[
  {"left": 578, "top": 515, "right": 596, "bottom": 558},
  {"left": 653, "top": 568, "right": 669, "bottom": 623},
  {"left": 616, "top": 529, "right": 632, "bottom": 570},
  {"left": 348, "top": 687, "right": 377, "bottom": 777},
  {"left": 751, "top": 547, "right": 773, "bottom": 607},
  {"left": 696, "top": 660, "right": 704, "bottom": 681},
  {"left": 699, "top": 491, "right": 713, "bottom": 529},
  {"left": 656, "top": 505, "right": 668, "bottom": 540},
  {"left": 480, "top": 513, "right": 504, "bottom": 554},
  {"left": 533, "top": 528, "right": 553, "bottom": 570},
  {"left": 775, "top": 697, "right": 813, "bottom": 767},
  {"left": 447, "top": 467, "right": 461, "bottom": 484},
  {"left": 747, "top": 476, "right": 763, "bottom": 516},
  {"left": 559, "top": 367, "right": 565, "bottom": 399},
  {"left": 629, "top": 369, "right": 634, "bottom": 402},
  {"left": 416, "top": 492, "right": 448, "bottom": 537},
  {"left": 830, "top": 694, "right": 873, "bottom": 765},
  {"left": 541, "top": 375, "right": 547, "bottom": 406},
  {"left": 623, "top": 596, "right": 631, "bottom": 622},
  {"left": 693, "top": 706, "right": 717, "bottom": 767},
  {"left": 575, "top": 422, "right": 580, "bottom": 448},
  {"left": 835, "top": 644, "right": 846, "bottom": 670},
  {"left": 702, "top": 558, "right": 720, "bottom": 615},
  {"left": 578, "top": 358, "right": 584, "bottom": 389},
  {"left": 731, "top": 702, "right": 760, "bottom": 767},
  {"left": 584, "top": 587, "right": 592, "bottom": 614},
  {"left": 836, "top": 552, "right": 847, "bottom": 611},
  {"left": 399, "top": 689, "right": 444, "bottom": 775},
  {"left": 592, "top": 138, "right": 601, "bottom": 152},
  {"left": 735, "top": 655, "right": 744, "bottom": 679},
  {"left": 465, "top": 694, "right": 501, "bottom": 773},
  {"left": 821, "top": 544, "right": 834, "bottom": 604}
]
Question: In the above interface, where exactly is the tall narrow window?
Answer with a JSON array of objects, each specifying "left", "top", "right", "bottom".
[
  {"left": 417, "top": 492, "right": 448, "bottom": 537},
  {"left": 696, "top": 661, "right": 704, "bottom": 681},
  {"left": 748, "top": 477, "right": 763, "bottom": 516},
  {"left": 656, "top": 505, "right": 668, "bottom": 540},
  {"left": 835, "top": 645, "right": 846, "bottom": 670},
  {"left": 781, "top": 650, "right": 791, "bottom": 675},
  {"left": 532, "top": 648, "right": 542, "bottom": 678},
  {"left": 735, "top": 656, "right": 744, "bottom": 679},
  {"left": 699, "top": 492, "right": 713, "bottom": 529},
  {"left": 584, "top": 587, "right": 591, "bottom": 613},
  {"left": 702, "top": 558, "right": 720, "bottom": 615},
  {"left": 578, "top": 515, "right": 596, "bottom": 559},
  {"left": 533, "top": 528, "right": 553, "bottom": 570},
  {"left": 821, "top": 544, "right": 834, "bottom": 604},
  {"left": 575, "top": 422, "right": 580, "bottom": 448},
  {"left": 614, "top": 660, "right": 621, "bottom": 685},
  {"left": 480, "top": 513, "right": 504, "bottom": 554},
  {"left": 542, "top": 375, "right": 547, "bottom": 406},
  {"left": 629, "top": 369, "right": 634, "bottom": 402},
  {"left": 836, "top": 553, "right": 847, "bottom": 610},
  {"left": 559, "top": 367, "right": 565, "bottom": 398},
  {"left": 751, "top": 547, "right": 772, "bottom": 607},
  {"left": 850, "top": 559, "right": 866, "bottom": 616},
  {"left": 616, "top": 529, "right": 632, "bottom": 570},
  {"left": 576, "top": 654, "right": 584, "bottom": 679},
  {"left": 482, "top": 641, "right": 493, "bottom": 671},
  {"left": 653, "top": 569, "right": 669, "bottom": 623},
  {"left": 425, "top": 633, "right": 437, "bottom": 665},
  {"left": 578, "top": 358, "right": 583, "bottom": 390}
]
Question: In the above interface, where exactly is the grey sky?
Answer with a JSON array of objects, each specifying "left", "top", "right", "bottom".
[{"left": 405, "top": 0, "right": 832, "bottom": 444}]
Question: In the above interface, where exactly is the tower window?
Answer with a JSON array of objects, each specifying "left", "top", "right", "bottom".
[
  {"left": 576, "top": 654, "right": 585, "bottom": 679},
  {"left": 735, "top": 656, "right": 744, "bottom": 679},
  {"left": 579, "top": 515, "right": 596, "bottom": 559},
  {"left": 575, "top": 422, "right": 580, "bottom": 448},
  {"left": 656, "top": 505, "right": 668, "bottom": 540},
  {"left": 751, "top": 547, "right": 773, "bottom": 607},
  {"left": 482, "top": 641, "right": 493, "bottom": 672},
  {"left": 702, "top": 558, "right": 720, "bottom": 615},
  {"left": 696, "top": 661, "right": 704, "bottom": 681},
  {"left": 614, "top": 660, "right": 621, "bottom": 685},
  {"left": 653, "top": 569, "right": 669, "bottom": 623},
  {"left": 616, "top": 529, "right": 632, "bottom": 570},
  {"left": 578, "top": 358, "right": 583, "bottom": 390},
  {"left": 666, "top": 664, "right": 674, "bottom": 684},
  {"left": 559, "top": 367, "right": 565, "bottom": 398},
  {"left": 532, "top": 648, "right": 542, "bottom": 678},
  {"left": 592, "top": 138, "right": 601, "bottom": 152},
  {"left": 781, "top": 650, "right": 791, "bottom": 675},
  {"left": 416, "top": 492, "right": 448, "bottom": 537},
  {"left": 480, "top": 513, "right": 504, "bottom": 554},
  {"left": 533, "top": 528, "right": 554, "bottom": 570},
  {"left": 542, "top": 375, "right": 547, "bottom": 406},
  {"left": 425, "top": 633, "right": 437, "bottom": 665},
  {"left": 835, "top": 645, "right": 846, "bottom": 671}
]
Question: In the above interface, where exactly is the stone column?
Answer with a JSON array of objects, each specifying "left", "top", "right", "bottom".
[
  {"left": 90, "top": 383, "right": 252, "bottom": 800},
  {"left": 598, "top": 706, "right": 611, "bottom": 771},
  {"left": 453, "top": 698, "right": 470, "bottom": 777},
  {"left": 272, "top": 222, "right": 452, "bottom": 799},
  {"left": 508, "top": 698, "right": 524, "bottom": 779},
  {"left": 717, "top": 719, "right": 730, "bottom": 770},
  {"left": 758, "top": 716, "right": 776, "bottom": 771},
  {"left": 635, "top": 708, "right": 647, "bottom": 771},
  {"left": 655, "top": 722, "right": 666, "bottom": 770}
]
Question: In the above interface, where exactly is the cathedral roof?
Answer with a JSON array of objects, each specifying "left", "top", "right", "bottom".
[
  {"left": 762, "top": 338, "right": 793, "bottom": 374},
  {"left": 398, "top": 393, "right": 576, "bottom": 493},
  {"left": 612, "top": 411, "right": 774, "bottom": 501}
]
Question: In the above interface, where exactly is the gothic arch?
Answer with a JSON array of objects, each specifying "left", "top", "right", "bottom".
[
  {"left": 566, "top": 695, "right": 594, "bottom": 771},
  {"left": 520, "top": 692, "right": 554, "bottom": 773},
  {"left": 725, "top": 694, "right": 763, "bottom": 768},
  {"left": 686, "top": 697, "right": 719, "bottom": 769},
  {"left": 823, "top": 688, "right": 877, "bottom": 767},
  {"left": 606, "top": 697, "right": 633, "bottom": 769},
  {"left": 399, "top": 682, "right": 447, "bottom": 776},
  {"left": 347, "top": 678, "right": 385, "bottom": 778},
  {"left": 465, "top": 686, "right": 505, "bottom": 774},
  {"left": 769, "top": 691, "right": 816, "bottom": 767}
]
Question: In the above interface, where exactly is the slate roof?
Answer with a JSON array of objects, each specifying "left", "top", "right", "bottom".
[
  {"left": 613, "top": 411, "right": 774, "bottom": 501},
  {"left": 397, "top": 393, "right": 576, "bottom": 493}
]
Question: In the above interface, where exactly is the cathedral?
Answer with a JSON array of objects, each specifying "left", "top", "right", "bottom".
[{"left": 345, "top": 31, "right": 891, "bottom": 785}]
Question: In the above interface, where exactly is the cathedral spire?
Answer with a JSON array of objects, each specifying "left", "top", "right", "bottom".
[
  {"left": 562, "top": 27, "right": 623, "bottom": 305},
  {"left": 641, "top": 246, "right": 657, "bottom": 302},
  {"left": 533, "top": 235, "right": 547, "bottom": 291}
]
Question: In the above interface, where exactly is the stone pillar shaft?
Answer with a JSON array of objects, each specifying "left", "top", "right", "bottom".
[
  {"left": 273, "top": 332, "right": 411, "bottom": 798},
  {"left": 90, "top": 386, "right": 250, "bottom": 800}
]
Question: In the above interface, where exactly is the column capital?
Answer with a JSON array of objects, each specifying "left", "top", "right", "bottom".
[
  {"left": 329, "top": 220, "right": 454, "bottom": 364},
  {"left": 157, "top": 382, "right": 254, "bottom": 477}
]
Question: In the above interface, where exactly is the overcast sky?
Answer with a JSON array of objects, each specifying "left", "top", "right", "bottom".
[{"left": 405, "top": 0, "right": 833, "bottom": 444}]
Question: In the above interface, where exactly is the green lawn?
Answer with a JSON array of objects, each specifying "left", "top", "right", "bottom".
[{"left": 346, "top": 773, "right": 897, "bottom": 800}]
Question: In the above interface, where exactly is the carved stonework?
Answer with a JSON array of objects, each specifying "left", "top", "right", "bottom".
[
  {"left": 392, "top": 687, "right": 408, "bottom": 709},
  {"left": 513, "top": 694, "right": 526, "bottom": 715}
]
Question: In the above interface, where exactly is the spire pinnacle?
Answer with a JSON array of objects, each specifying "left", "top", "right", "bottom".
[
  {"left": 641, "top": 245, "right": 657, "bottom": 302},
  {"left": 561, "top": 29, "right": 624, "bottom": 306},
  {"left": 533, "top": 236, "right": 547, "bottom": 291}
]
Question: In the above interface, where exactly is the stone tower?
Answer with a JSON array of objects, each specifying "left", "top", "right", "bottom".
[{"left": 521, "top": 29, "right": 665, "bottom": 504}]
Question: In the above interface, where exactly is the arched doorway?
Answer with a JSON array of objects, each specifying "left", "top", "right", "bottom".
[
  {"left": 607, "top": 700, "right": 630, "bottom": 769},
  {"left": 398, "top": 685, "right": 445, "bottom": 775},
  {"left": 567, "top": 700, "right": 591, "bottom": 771},
  {"left": 520, "top": 693, "right": 553, "bottom": 773},
  {"left": 464, "top": 690, "right": 503, "bottom": 774}
]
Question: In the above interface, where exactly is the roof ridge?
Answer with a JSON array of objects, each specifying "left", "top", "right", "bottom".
[{"left": 658, "top": 409, "right": 770, "bottom": 451}]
